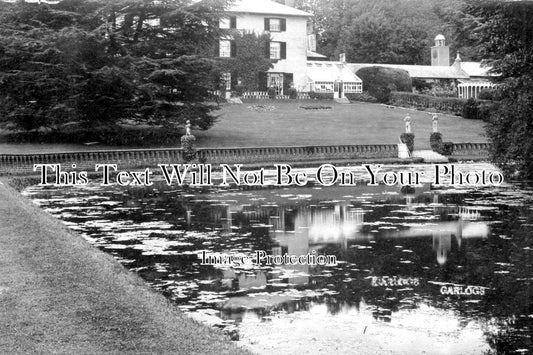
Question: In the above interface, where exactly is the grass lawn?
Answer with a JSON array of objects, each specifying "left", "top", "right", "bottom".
[
  {"left": 0, "top": 180, "right": 251, "bottom": 354},
  {"left": 0, "top": 101, "right": 488, "bottom": 154},
  {"left": 194, "top": 101, "right": 488, "bottom": 150}
]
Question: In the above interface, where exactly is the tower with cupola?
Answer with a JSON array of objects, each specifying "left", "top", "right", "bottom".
[{"left": 431, "top": 34, "right": 450, "bottom": 66}]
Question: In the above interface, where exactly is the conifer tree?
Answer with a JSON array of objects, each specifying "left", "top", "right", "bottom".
[{"left": 0, "top": 0, "right": 229, "bottom": 134}]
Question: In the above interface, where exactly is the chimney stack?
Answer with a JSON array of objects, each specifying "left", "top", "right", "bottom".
[
  {"left": 339, "top": 53, "right": 346, "bottom": 63},
  {"left": 453, "top": 52, "right": 462, "bottom": 71},
  {"left": 283, "top": 0, "right": 295, "bottom": 7},
  {"left": 307, "top": 34, "right": 317, "bottom": 52}
]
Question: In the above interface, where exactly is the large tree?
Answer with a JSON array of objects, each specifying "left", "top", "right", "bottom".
[
  {"left": 0, "top": 0, "right": 229, "bottom": 134},
  {"left": 462, "top": 0, "right": 533, "bottom": 179}
]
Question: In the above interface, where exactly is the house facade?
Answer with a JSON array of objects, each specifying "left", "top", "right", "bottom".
[{"left": 218, "top": 0, "right": 311, "bottom": 95}]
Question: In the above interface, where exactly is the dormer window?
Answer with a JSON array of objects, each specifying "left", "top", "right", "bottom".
[{"left": 264, "top": 18, "right": 286, "bottom": 32}]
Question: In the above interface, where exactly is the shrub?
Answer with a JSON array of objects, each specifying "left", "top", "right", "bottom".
[
  {"left": 462, "top": 98, "right": 481, "bottom": 119},
  {"left": 441, "top": 142, "right": 454, "bottom": 155},
  {"left": 400, "top": 133, "right": 415, "bottom": 153},
  {"left": 299, "top": 105, "right": 332, "bottom": 110},
  {"left": 288, "top": 87, "right": 298, "bottom": 99},
  {"left": 429, "top": 132, "right": 454, "bottom": 155},
  {"left": 344, "top": 92, "right": 378, "bottom": 103},
  {"left": 233, "top": 84, "right": 246, "bottom": 97},
  {"left": 4, "top": 125, "right": 184, "bottom": 146},
  {"left": 308, "top": 91, "right": 334, "bottom": 100},
  {"left": 267, "top": 87, "right": 276, "bottom": 99},
  {"left": 478, "top": 89, "right": 495, "bottom": 100},
  {"left": 355, "top": 66, "right": 412, "bottom": 103},
  {"left": 181, "top": 134, "right": 197, "bottom": 162},
  {"left": 412, "top": 78, "right": 432, "bottom": 92},
  {"left": 478, "top": 101, "right": 500, "bottom": 122},
  {"left": 374, "top": 87, "right": 392, "bottom": 103},
  {"left": 430, "top": 132, "right": 443, "bottom": 152}
]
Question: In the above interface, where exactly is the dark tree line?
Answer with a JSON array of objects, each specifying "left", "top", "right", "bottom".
[
  {"left": 294, "top": 0, "right": 479, "bottom": 64},
  {"left": 465, "top": 0, "right": 533, "bottom": 180},
  {"left": 0, "top": 0, "right": 230, "bottom": 133}
]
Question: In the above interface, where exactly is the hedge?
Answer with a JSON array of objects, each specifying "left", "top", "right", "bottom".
[
  {"left": 390, "top": 92, "right": 466, "bottom": 115},
  {"left": 390, "top": 91, "right": 498, "bottom": 118},
  {"left": 345, "top": 92, "right": 378, "bottom": 103},
  {"left": 309, "top": 91, "right": 334, "bottom": 100}
]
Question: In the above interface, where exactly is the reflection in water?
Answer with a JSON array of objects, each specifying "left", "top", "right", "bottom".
[{"left": 22, "top": 165, "right": 533, "bottom": 354}]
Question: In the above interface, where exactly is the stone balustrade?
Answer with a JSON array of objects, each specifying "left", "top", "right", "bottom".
[
  {"left": 1, "top": 144, "right": 398, "bottom": 175},
  {"left": 0, "top": 142, "right": 492, "bottom": 176},
  {"left": 451, "top": 142, "right": 492, "bottom": 157}
]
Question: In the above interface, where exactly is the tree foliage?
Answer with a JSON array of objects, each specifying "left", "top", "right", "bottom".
[
  {"left": 295, "top": 0, "right": 455, "bottom": 64},
  {"left": 0, "top": 0, "right": 229, "bottom": 134},
  {"left": 355, "top": 66, "right": 412, "bottom": 103},
  {"left": 217, "top": 30, "right": 273, "bottom": 92},
  {"left": 463, "top": 0, "right": 533, "bottom": 179}
]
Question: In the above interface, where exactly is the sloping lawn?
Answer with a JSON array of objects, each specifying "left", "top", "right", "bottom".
[
  {"left": 194, "top": 101, "right": 488, "bottom": 149},
  {"left": 0, "top": 101, "right": 487, "bottom": 154}
]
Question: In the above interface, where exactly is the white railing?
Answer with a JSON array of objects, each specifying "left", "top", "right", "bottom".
[
  {"left": 209, "top": 91, "right": 312, "bottom": 100},
  {"left": 242, "top": 91, "right": 270, "bottom": 99}
]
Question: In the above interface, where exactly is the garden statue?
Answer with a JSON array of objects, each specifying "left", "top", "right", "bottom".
[
  {"left": 404, "top": 115, "right": 412, "bottom": 133},
  {"left": 181, "top": 120, "right": 196, "bottom": 162},
  {"left": 432, "top": 114, "right": 439, "bottom": 133}
]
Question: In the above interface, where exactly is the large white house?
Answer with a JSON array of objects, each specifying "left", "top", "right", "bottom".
[
  {"left": 218, "top": 0, "right": 363, "bottom": 98},
  {"left": 218, "top": 0, "right": 311, "bottom": 95}
]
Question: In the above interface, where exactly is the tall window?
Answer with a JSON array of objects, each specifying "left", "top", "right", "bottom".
[
  {"left": 264, "top": 18, "right": 286, "bottom": 32},
  {"left": 269, "top": 18, "right": 281, "bottom": 31},
  {"left": 220, "top": 40, "right": 231, "bottom": 58},
  {"left": 268, "top": 42, "right": 286, "bottom": 60},
  {"left": 270, "top": 42, "right": 281, "bottom": 59}
]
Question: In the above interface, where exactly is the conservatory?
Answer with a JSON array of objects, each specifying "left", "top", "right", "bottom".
[{"left": 307, "top": 61, "right": 363, "bottom": 99}]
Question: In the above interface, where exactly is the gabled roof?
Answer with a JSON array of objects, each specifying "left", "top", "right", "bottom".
[
  {"left": 226, "top": 0, "right": 312, "bottom": 17},
  {"left": 461, "top": 62, "right": 493, "bottom": 77},
  {"left": 307, "top": 50, "right": 327, "bottom": 59},
  {"left": 347, "top": 63, "right": 470, "bottom": 80},
  {"left": 307, "top": 61, "right": 362, "bottom": 83}
]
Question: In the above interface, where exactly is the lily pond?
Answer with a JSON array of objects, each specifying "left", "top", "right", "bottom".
[{"left": 23, "top": 163, "right": 532, "bottom": 354}]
